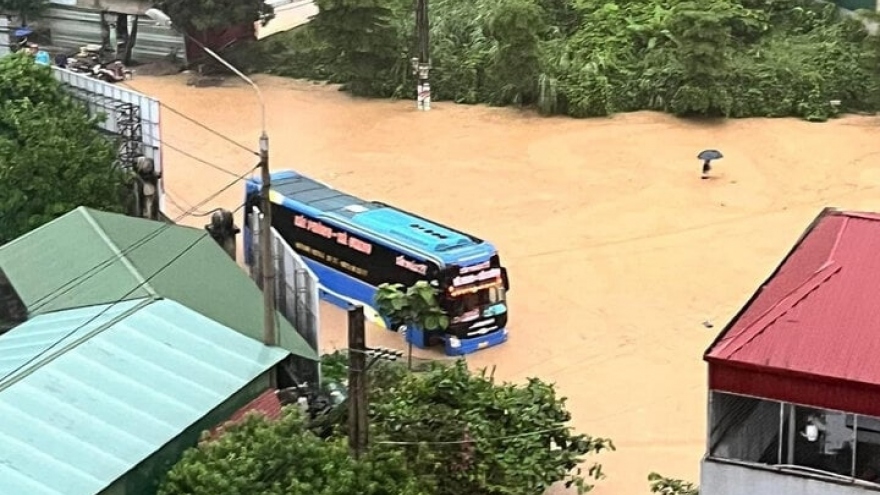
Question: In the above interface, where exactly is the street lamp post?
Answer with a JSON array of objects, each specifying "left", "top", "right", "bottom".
[{"left": 145, "top": 9, "right": 277, "bottom": 351}]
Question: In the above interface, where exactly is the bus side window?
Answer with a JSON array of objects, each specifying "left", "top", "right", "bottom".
[{"left": 501, "top": 268, "right": 510, "bottom": 291}]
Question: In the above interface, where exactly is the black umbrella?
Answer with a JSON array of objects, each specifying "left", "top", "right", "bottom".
[{"left": 698, "top": 149, "right": 723, "bottom": 161}]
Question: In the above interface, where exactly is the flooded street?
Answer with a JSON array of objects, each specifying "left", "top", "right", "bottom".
[{"left": 128, "top": 74, "right": 880, "bottom": 493}]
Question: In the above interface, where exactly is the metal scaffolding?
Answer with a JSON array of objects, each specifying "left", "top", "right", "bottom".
[{"left": 116, "top": 102, "right": 143, "bottom": 171}]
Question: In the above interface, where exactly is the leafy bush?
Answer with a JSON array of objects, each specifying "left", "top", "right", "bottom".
[
  {"left": 159, "top": 408, "right": 434, "bottom": 495},
  {"left": 366, "top": 360, "right": 614, "bottom": 494},
  {"left": 162, "top": 355, "right": 610, "bottom": 494},
  {"left": 648, "top": 472, "right": 700, "bottom": 495},
  {"left": 247, "top": 0, "right": 880, "bottom": 120}
]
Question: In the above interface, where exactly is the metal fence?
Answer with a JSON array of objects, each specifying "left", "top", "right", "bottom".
[
  {"left": 249, "top": 207, "right": 321, "bottom": 386},
  {"left": 51, "top": 65, "right": 164, "bottom": 213}
]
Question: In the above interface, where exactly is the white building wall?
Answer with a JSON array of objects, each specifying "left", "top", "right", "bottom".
[{"left": 702, "top": 459, "right": 878, "bottom": 495}]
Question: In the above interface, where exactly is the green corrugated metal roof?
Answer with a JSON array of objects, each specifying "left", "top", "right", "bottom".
[
  {"left": 0, "top": 298, "right": 289, "bottom": 495},
  {"left": 0, "top": 207, "right": 317, "bottom": 361}
]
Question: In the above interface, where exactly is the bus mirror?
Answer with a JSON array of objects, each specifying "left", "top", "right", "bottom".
[{"left": 501, "top": 268, "right": 510, "bottom": 291}]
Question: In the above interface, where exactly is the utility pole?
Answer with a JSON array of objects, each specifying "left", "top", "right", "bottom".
[
  {"left": 414, "top": 0, "right": 431, "bottom": 111},
  {"left": 143, "top": 6, "right": 278, "bottom": 357},
  {"left": 348, "top": 305, "right": 368, "bottom": 458},
  {"left": 260, "top": 132, "right": 276, "bottom": 355}
]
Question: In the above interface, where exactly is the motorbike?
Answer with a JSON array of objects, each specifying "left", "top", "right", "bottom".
[{"left": 67, "top": 46, "right": 133, "bottom": 83}]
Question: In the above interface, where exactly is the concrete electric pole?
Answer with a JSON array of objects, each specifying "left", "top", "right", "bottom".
[{"left": 414, "top": 0, "right": 431, "bottom": 111}]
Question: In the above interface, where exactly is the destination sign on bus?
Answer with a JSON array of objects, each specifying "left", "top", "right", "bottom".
[
  {"left": 452, "top": 267, "right": 502, "bottom": 287},
  {"left": 294, "top": 214, "right": 373, "bottom": 255},
  {"left": 459, "top": 260, "right": 491, "bottom": 274},
  {"left": 396, "top": 255, "right": 429, "bottom": 275}
]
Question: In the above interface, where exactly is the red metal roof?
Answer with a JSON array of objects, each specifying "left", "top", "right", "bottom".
[
  {"left": 208, "top": 388, "right": 283, "bottom": 439},
  {"left": 706, "top": 209, "right": 880, "bottom": 388}
]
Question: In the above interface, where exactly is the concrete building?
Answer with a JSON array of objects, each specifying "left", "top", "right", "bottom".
[{"left": 702, "top": 208, "right": 880, "bottom": 494}]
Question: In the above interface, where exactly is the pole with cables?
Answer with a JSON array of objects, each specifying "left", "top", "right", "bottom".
[
  {"left": 413, "top": 0, "right": 431, "bottom": 111},
  {"left": 145, "top": 8, "right": 277, "bottom": 357}
]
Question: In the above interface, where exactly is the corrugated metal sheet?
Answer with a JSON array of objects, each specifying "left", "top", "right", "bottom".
[
  {"left": 706, "top": 209, "right": 880, "bottom": 393},
  {"left": 130, "top": 14, "right": 186, "bottom": 62},
  {"left": 0, "top": 298, "right": 288, "bottom": 495},
  {"left": 709, "top": 363, "right": 880, "bottom": 418},
  {"left": 50, "top": 64, "right": 162, "bottom": 138},
  {"left": 0, "top": 207, "right": 318, "bottom": 360},
  {"left": 51, "top": 65, "right": 163, "bottom": 206},
  {"left": 0, "top": 16, "right": 10, "bottom": 58},
  {"left": 43, "top": 6, "right": 185, "bottom": 63},
  {"left": 43, "top": 6, "right": 103, "bottom": 50}
]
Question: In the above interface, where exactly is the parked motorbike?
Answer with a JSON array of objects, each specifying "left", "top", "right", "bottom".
[{"left": 67, "top": 45, "right": 133, "bottom": 84}]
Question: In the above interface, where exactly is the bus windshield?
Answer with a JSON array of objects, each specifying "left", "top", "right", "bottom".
[{"left": 446, "top": 285, "right": 506, "bottom": 318}]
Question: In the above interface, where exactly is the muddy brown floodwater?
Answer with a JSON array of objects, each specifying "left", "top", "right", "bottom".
[{"left": 128, "top": 74, "right": 880, "bottom": 494}]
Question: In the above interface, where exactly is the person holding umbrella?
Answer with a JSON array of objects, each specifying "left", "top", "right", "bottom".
[
  {"left": 13, "top": 28, "right": 32, "bottom": 53},
  {"left": 698, "top": 149, "right": 723, "bottom": 179}
]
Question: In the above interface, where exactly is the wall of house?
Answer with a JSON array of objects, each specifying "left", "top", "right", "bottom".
[
  {"left": 100, "top": 373, "right": 273, "bottom": 495},
  {"left": 702, "top": 459, "right": 877, "bottom": 495}
]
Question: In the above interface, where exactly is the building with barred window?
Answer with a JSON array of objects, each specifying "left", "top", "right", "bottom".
[{"left": 702, "top": 208, "right": 880, "bottom": 494}]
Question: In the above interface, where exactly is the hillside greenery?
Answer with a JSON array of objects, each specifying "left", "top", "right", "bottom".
[{"left": 230, "top": 0, "right": 880, "bottom": 121}]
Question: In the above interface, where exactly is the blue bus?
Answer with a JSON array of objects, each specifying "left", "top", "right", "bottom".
[{"left": 243, "top": 170, "right": 510, "bottom": 355}]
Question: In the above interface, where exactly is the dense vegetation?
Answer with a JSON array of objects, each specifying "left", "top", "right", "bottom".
[
  {"left": 233, "top": 0, "right": 880, "bottom": 121},
  {"left": 162, "top": 356, "right": 614, "bottom": 494},
  {"left": 0, "top": 54, "right": 126, "bottom": 245},
  {"left": 159, "top": 408, "right": 433, "bottom": 495},
  {"left": 158, "top": 0, "right": 272, "bottom": 31},
  {"left": 0, "top": 0, "right": 49, "bottom": 26}
]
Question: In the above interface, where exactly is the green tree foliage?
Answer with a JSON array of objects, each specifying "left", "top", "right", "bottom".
[
  {"left": 309, "top": 0, "right": 406, "bottom": 96},
  {"left": 162, "top": 353, "right": 611, "bottom": 494},
  {"left": 159, "top": 408, "right": 433, "bottom": 495},
  {"left": 0, "top": 54, "right": 126, "bottom": 245},
  {"left": 484, "top": 0, "right": 547, "bottom": 106},
  {"left": 367, "top": 360, "right": 614, "bottom": 494},
  {"left": 0, "top": 0, "right": 48, "bottom": 25},
  {"left": 243, "top": 0, "right": 880, "bottom": 121},
  {"left": 157, "top": 0, "right": 272, "bottom": 31},
  {"left": 375, "top": 280, "right": 450, "bottom": 331},
  {"left": 648, "top": 472, "right": 700, "bottom": 495}
]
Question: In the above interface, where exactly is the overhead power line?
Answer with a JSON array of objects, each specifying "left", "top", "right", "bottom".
[
  {"left": 119, "top": 81, "right": 257, "bottom": 156},
  {"left": 163, "top": 141, "right": 245, "bottom": 178},
  {"left": 0, "top": 202, "right": 249, "bottom": 388},
  {"left": 27, "top": 165, "right": 258, "bottom": 314},
  {"left": 158, "top": 101, "right": 258, "bottom": 156}
]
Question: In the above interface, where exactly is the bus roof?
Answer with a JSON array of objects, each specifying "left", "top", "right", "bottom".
[{"left": 248, "top": 171, "right": 497, "bottom": 265}]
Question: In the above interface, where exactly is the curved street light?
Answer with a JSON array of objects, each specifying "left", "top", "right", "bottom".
[{"left": 145, "top": 8, "right": 277, "bottom": 354}]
